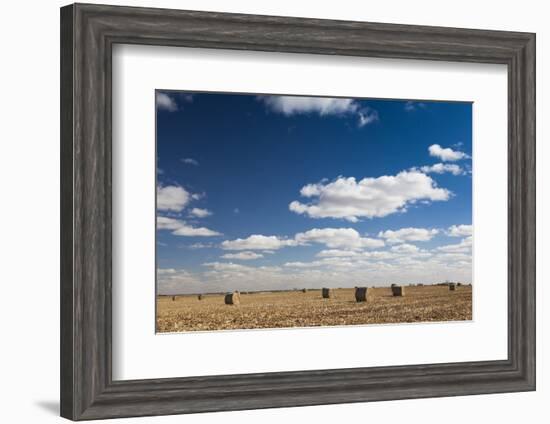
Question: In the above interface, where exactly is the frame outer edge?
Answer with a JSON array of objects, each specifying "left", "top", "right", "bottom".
[
  {"left": 60, "top": 3, "right": 537, "bottom": 420},
  {"left": 522, "top": 33, "right": 536, "bottom": 389},
  {"left": 60, "top": 3, "right": 76, "bottom": 420}
]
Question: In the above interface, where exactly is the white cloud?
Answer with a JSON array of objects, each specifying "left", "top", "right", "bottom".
[
  {"left": 432, "top": 252, "right": 472, "bottom": 267},
  {"left": 202, "top": 262, "right": 251, "bottom": 272},
  {"left": 221, "top": 234, "right": 298, "bottom": 251},
  {"left": 181, "top": 157, "right": 199, "bottom": 166},
  {"left": 156, "top": 92, "right": 178, "bottom": 112},
  {"left": 221, "top": 251, "right": 264, "bottom": 260},
  {"left": 428, "top": 144, "right": 469, "bottom": 162},
  {"left": 361, "top": 250, "right": 397, "bottom": 260},
  {"left": 259, "top": 96, "right": 357, "bottom": 116},
  {"left": 221, "top": 228, "right": 383, "bottom": 252},
  {"left": 358, "top": 107, "right": 379, "bottom": 127},
  {"left": 390, "top": 243, "right": 420, "bottom": 254},
  {"left": 189, "top": 208, "right": 212, "bottom": 218},
  {"left": 284, "top": 257, "right": 358, "bottom": 269},
  {"left": 258, "top": 95, "right": 378, "bottom": 127},
  {"left": 436, "top": 236, "right": 472, "bottom": 253},
  {"left": 172, "top": 225, "right": 221, "bottom": 237},
  {"left": 158, "top": 248, "right": 472, "bottom": 294},
  {"left": 289, "top": 171, "right": 451, "bottom": 221},
  {"left": 447, "top": 224, "right": 473, "bottom": 237},
  {"left": 157, "top": 185, "right": 191, "bottom": 212},
  {"left": 157, "top": 216, "right": 183, "bottom": 230},
  {"left": 404, "top": 101, "right": 426, "bottom": 112},
  {"left": 284, "top": 261, "right": 323, "bottom": 268},
  {"left": 378, "top": 227, "right": 439, "bottom": 244},
  {"left": 316, "top": 249, "right": 359, "bottom": 258},
  {"left": 186, "top": 242, "right": 215, "bottom": 249},
  {"left": 417, "top": 163, "right": 465, "bottom": 176},
  {"left": 157, "top": 216, "right": 222, "bottom": 237},
  {"left": 294, "top": 228, "right": 384, "bottom": 250}
]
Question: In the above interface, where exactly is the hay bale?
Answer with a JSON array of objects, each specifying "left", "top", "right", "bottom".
[
  {"left": 224, "top": 291, "right": 240, "bottom": 305},
  {"left": 171, "top": 296, "right": 176, "bottom": 301},
  {"left": 198, "top": 294, "right": 203, "bottom": 300},
  {"left": 457, "top": 282, "right": 462, "bottom": 287},
  {"left": 302, "top": 288, "right": 307, "bottom": 293},
  {"left": 449, "top": 283, "right": 456, "bottom": 291},
  {"left": 391, "top": 283, "right": 397, "bottom": 288},
  {"left": 322, "top": 288, "right": 333, "bottom": 299},
  {"left": 391, "top": 286, "right": 404, "bottom": 296},
  {"left": 355, "top": 287, "right": 368, "bottom": 302}
]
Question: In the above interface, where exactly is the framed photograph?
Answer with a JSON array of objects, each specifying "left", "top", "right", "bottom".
[
  {"left": 154, "top": 91, "right": 474, "bottom": 333},
  {"left": 60, "top": 3, "right": 535, "bottom": 420}
]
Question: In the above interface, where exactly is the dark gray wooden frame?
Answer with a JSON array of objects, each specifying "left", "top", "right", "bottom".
[{"left": 60, "top": 3, "right": 536, "bottom": 421}]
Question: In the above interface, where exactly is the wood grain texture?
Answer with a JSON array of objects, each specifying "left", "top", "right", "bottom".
[{"left": 60, "top": 3, "right": 536, "bottom": 420}]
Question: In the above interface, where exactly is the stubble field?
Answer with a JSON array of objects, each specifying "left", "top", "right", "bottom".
[{"left": 156, "top": 285, "right": 472, "bottom": 333}]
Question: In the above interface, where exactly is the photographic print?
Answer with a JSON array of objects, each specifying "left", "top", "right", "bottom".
[{"left": 155, "top": 91, "right": 473, "bottom": 333}]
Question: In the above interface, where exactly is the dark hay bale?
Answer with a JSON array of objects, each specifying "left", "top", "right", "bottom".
[
  {"left": 302, "top": 288, "right": 307, "bottom": 293},
  {"left": 322, "top": 288, "right": 333, "bottom": 299},
  {"left": 449, "top": 283, "right": 456, "bottom": 291},
  {"left": 391, "top": 283, "right": 397, "bottom": 288},
  {"left": 171, "top": 296, "right": 176, "bottom": 301},
  {"left": 224, "top": 291, "right": 241, "bottom": 305},
  {"left": 355, "top": 287, "right": 368, "bottom": 302},
  {"left": 391, "top": 286, "right": 404, "bottom": 296},
  {"left": 198, "top": 294, "right": 203, "bottom": 300},
  {"left": 457, "top": 283, "right": 462, "bottom": 287}
]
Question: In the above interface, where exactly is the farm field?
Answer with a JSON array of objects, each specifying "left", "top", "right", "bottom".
[{"left": 156, "top": 285, "right": 472, "bottom": 333}]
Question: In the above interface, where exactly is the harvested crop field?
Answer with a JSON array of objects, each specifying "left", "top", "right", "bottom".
[{"left": 156, "top": 285, "right": 472, "bottom": 333}]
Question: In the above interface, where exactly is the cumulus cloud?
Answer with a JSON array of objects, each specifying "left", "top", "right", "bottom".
[
  {"left": 189, "top": 208, "right": 212, "bottom": 218},
  {"left": 259, "top": 95, "right": 357, "bottom": 116},
  {"left": 316, "top": 249, "right": 359, "bottom": 258},
  {"left": 158, "top": 245, "right": 472, "bottom": 294},
  {"left": 221, "top": 251, "right": 264, "bottom": 260},
  {"left": 258, "top": 95, "right": 378, "bottom": 127},
  {"left": 361, "top": 250, "right": 397, "bottom": 260},
  {"left": 390, "top": 243, "right": 420, "bottom": 254},
  {"left": 436, "top": 236, "right": 472, "bottom": 253},
  {"left": 157, "top": 216, "right": 222, "bottom": 237},
  {"left": 157, "top": 216, "right": 183, "bottom": 230},
  {"left": 186, "top": 242, "right": 215, "bottom": 249},
  {"left": 447, "top": 224, "right": 473, "bottom": 237},
  {"left": 221, "top": 227, "right": 384, "bottom": 252},
  {"left": 294, "top": 227, "right": 384, "bottom": 250},
  {"left": 172, "top": 226, "right": 221, "bottom": 237},
  {"left": 428, "top": 144, "right": 469, "bottom": 162},
  {"left": 416, "top": 163, "right": 465, "bottom": 176},
  {"left": 156, "top": 92, "right": 178, "bottom": 112},
  {"left": 157, "top": 185, "right": 191, "bottom": 212},
  {"left": 289, "top": 171, "right": 451, "bottom": 221},
  {"left": 221, "top": 235, "right": 298, "bottom": 251},
  {"left": 378, "top": 227, "right": 439, "bottom": 244}
]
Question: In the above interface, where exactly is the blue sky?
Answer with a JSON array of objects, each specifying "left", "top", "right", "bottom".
[{"left": 156, "top": 91, "right": 472, "bottom": 294}]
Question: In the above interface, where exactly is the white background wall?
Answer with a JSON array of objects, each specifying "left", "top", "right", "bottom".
[{"left": 0, "top": 0, "right": 546, "bottom": 422}]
